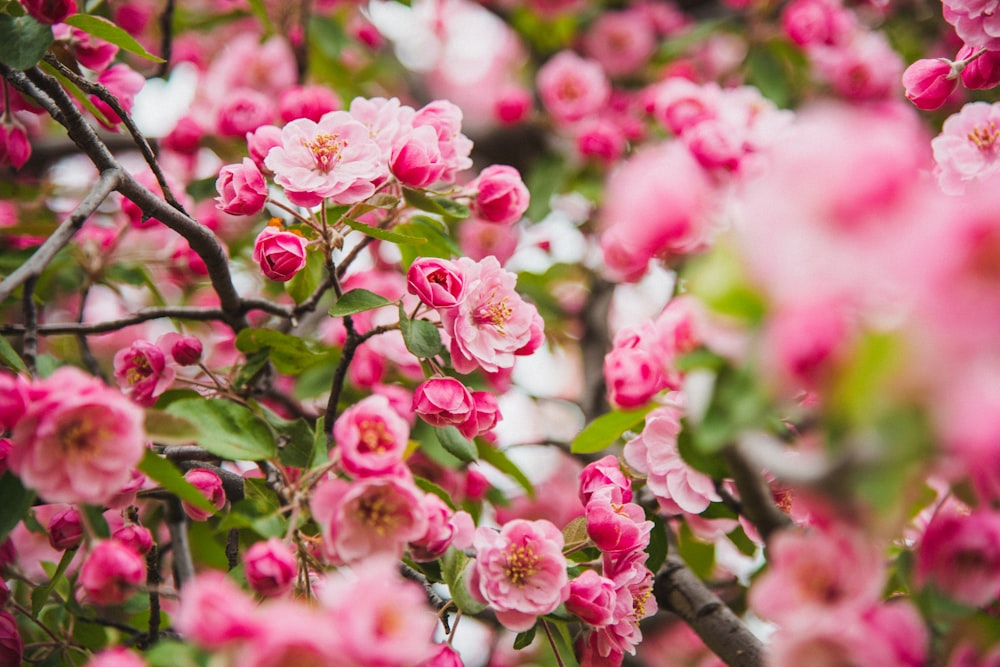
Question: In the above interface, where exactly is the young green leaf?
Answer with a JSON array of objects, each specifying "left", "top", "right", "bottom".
[
  {"left": 164, "top": 399, "right": 278, "bottom": 461},
  {"left": 65, "top": 14, "right": 165, "bottom": 62},
  {"left": 0, "top": 472, "right": 35, "bottom": 543},
  {"left": 31, "top": 547, "right": 77, "bottom": 617},
  {"left": 399, "top": 304, "right": 444, "bottom": 358},
  {"left": 285, "top": 248, "right": 324, "bottom": 305},
  {"left": 436, "top": 426, "right": 478, "bottom": 463},
  {"left": 513, "top": 626, "right": 537, "bottom": 650},
  {"left": 571, "top": 405, "right": 655, "bottom": 454},
  {"left": 0, "top": 15, "right": 53, "bottom": 70},
  {"left": 328, "top": 288, "right": 391, "bottom": 317},
  {"left": 0, "top": 336, "right": 28, "bottom": 373},
  {"left": 476, "top": 440, "right": 534, "bottom": 497},
  {"left": 136, "top": 449, "right": 216, "bottom": 513},
  {"left": 342, "top": 217, "right": 427, "bottom": 245}
]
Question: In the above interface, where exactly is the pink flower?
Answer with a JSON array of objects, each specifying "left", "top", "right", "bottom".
[
  {"left": 585, "top": 488, "right": 653, "bottom": 553},
  {"left": 624, "top": 403, "right": 720, "bottom": 515},
  {"left": 390, "top": 124, "right": 448, "bottom": 188},
  {"left": 468, "top": 518, "right": 570, "bottom": 631},
  {"left": 8, "top": 367, "right": 146, "bottom": 505},
  {"left": 603, "top": 339, "right": 668, "bottom": 409},
  {"left": 0, "top": 612, "right": 22, "bottom": 667},
  {"left": 112, "top": 524, "right": 153, "bottom": 555},
  {"left": 174, "top": 571, "right": 259, "bottom": 650},
  {"left": 412, "top": 100, "right": 473, "bottom": 182},
  {"left": 182, "top": 468, "right": 227, "bottom": 522},
  {"left": 231, "top": 600, "right": 343, "bottom": 667},
  {"left": 575, "top": 117, "right": 628, "bottom": 165},
  {"left": 21, "top": 0, "right": 77, "bottom": 24},
  {"left": 780, "top": 0, "right": 855, "bottom": 47},
  {"left": 944, "top": 0, "right": 1000, "bottom": 50},
  {"left": 0, "top": 119, "right": 31, "bottom": 170},
  {"left": 348, "top": 96, "right": 417, "bottom": 165},
  {"left": 457, "top": 216, "right": 520, "bottom": 265},
  {"left": 246, "top": 124, "right": 283, "bottom": 169},
  {"left": 494, "top": 86, "right": 533, "bottom": 124},
  {"left": 244, "top": 538, "right": 297, "bottom": 598},
  {"left": 79, "top": 540, "right": 145, "bottom": 606},
  {"left": 417, "top": 644, "right": 464, "bottom": 667},
  {"left": 579, "top": 455, "right": 632, "bottom": 506},
  {"left": 407, "top": 257, "right": 465, "bottom": 308},
  {"left": 441, "top": 256, "right": 543, "bottom": 374},
  {"left": 566, "top": 569, "right": 617, "bottom": 626},
  {"left": 960, "top": 44, "right": 1000, "bottom": 89},
  {"left": 252, "top": 225, "right": 307, "bottom": 282},
  {"left": 334, "top": 394, "right": 410, "bottom": 477},
  {"left": 84, "top": 648, "right": 147, "bottom": 667},
  {"left": 47, "top": 506, "right": 83, "bottom": 551},
  {"left": 648, "top": 78, "right": 721, "bottom": 136},
  {"left": 471, "top": 165, "right": 530, "bottom": 225},
  {"left": 412, "top": 377, "right": 475, "bottom": 430},
  {"left": 409, "top": 493, "right": 474, "bottom": 561},
  {"left": 215, "top": 158, "right": 268, "bottom": 216},
  {"left": 903, "top": 59, "right": 960, "bottom": 111},
  {"left": 583, "top": 9, "right": 657, "bottom": 77},
  {"left": 933, "top": 101, "right": 1000, "bottom": 194},
  {"left": 0, "top": 372, "right": 30, "bottom": 432},
  {"left": 67, "top": 26, "right": 118, "bottom": 71},
  {"left": 278, "top": 85, "right": 340, "bottom": 123},
  {"left": 113, "top": 339, "right": 176, "bottom": 407},
  {"left": 162, "top": 115, "right": 203, "bottom": 155},
  {"left": 91, "top": 65, "right": 145, "bottom": 128},
  {"left": 158, "top": 333, "right": 203, "bottom": 366},
  {"left": 810, "top": 32, "right": 904, "bottom": 101},
  {"left": 310, "top": 474, "right": 428, "bottom": 563},
  {"left": 537, "top": 51, "right": 611, "bottom": 124},
  {"left": 916, "top": 506, "right": 1000, "bottom": 607},
  {"left": 462, "top": 391, "right": 502, "bottom": 439},
  {"left": 264, "top": 110, "right": 385, "bottom": 207},
  {"left": 216, "top": 89, "right": 277, "bottom": 138}
]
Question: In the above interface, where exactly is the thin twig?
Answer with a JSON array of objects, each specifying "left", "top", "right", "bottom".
[
  {"left": 722, "top": 443, "right": 792, "bottom": 543},
  {"left": 22, "top": 276, "right": 38, "bottom": 377},
  {"left": 155, "top": 0, "right": 176, "bottom": 78}
]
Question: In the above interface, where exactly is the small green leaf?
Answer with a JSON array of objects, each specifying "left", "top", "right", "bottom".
[
  {"left": 285, "top": 248, "right": 324, "bottom": 305},
  {"left": 235, "top": 328, "right": 337, "bottom": 375},
  {"left": 678, "top": 521, "right": 715, "bottom": 580},
  {"left": 402, "top": 187, "right": 446, "bottom": 215},
  {"left": 260, "top": 408, "right": 315, "bottom": 469},
  {"left": 646, "top": 513, "right": 668, "bottom": 573},
  {"left": 0, "top": 472, "right": 35, "bottom": 543},
  {"left": 571, "top": 405, "right": 655, "bottom": 454},
  {"left": 476, "top": 440, "right": 534, "bottom": 497},
  {"left": 0, "top": 337, "right": 27, "bottom": 373},
  {"left": 137, "top": 449, "right": 216, "bottom": 513},
  {"left": 145, "top": 410, "right": 201, "bottom": 446},
  {"left": 144, "top": 640, "right": 206, "bottom": 667},
  {"left": 0, "top": 15, "right": 53, "bottom": 70},
  {"left": 65, "top": 14, "right": 165, "bottom": 62},
  {"left": 414, "top": 476, "right": 458, "bottom": 510},
  {"left": 31, "top": 547, "right": 77, "bottom": 617},
  {"left": 513, "top": 626, "right": 537, "bottom": 650},
  {"left": 441, "top": 547, "right": 488, "bottom": 614},
  {"left": 561, "top": 515, "right": 590, "bottom": 553},
  {"left": 328, "top": 288, "right": 391, "bottom": 317},
  {"left": 233, "top": 348, "right": 270, "bottom": 389},
  {"left": 342, "top": 217, "right": 427, "bottom": 245},
  {"left": 310, "top": 417, "right": 329, "bottom": 469},
  {"left": 431, "top": 197, "right": 469, "bottom": 219},
  {"left": 436, "top": 426, "right": 477, "bottom": 463},
  {"left": 399, "top": 304, "right": 443, "bottom": 358},
  {"left": 358, "top": 193, "right": 401, "bottom": 211},
  {"left": 80, "top": 504, "right": 110, "bottom": 538},
  {"left": 165, "top": 399, "right": 277, "bottom": 461}
]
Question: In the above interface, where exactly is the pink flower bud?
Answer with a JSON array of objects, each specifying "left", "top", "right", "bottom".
[
  {"left": 91, "top": 65, "right": 145, "bottom": 128},
  {"left": 416, "top": 644, "right": 465, "bottom": 667},
  {"left": 252, "top": 224, "right": 308, "bottom": 282},
  {"left": 244, "top": 537, "right": 297, "bottom": 597},
  {"left": 0, "top": 579, "right": 8, "bottom": 608},
  {"left": 113, "top": 524, "right": 154, "bottom": 556},
  {"left": 215, "top": 158, "right": 268, "bottom": 216},
  {"left": 246, "top": 125, "right": 283, "bottom": 170},
  {"left": 566, "top": 570, "right": 617, "bottom": 627},
  {"left": 471, "top": 165, "right": 530, "bottom": 226},
  {"left": 407, "top": 257, "right": 465, "bottom": 309},
  {"left": 85, "top": 647, "right": 147, "bottom": 667},
  {"left": 162, "top": 115, "right": 205, "bottom": 155},
  {"left": 217, "top": 89, "right": 276, "bottom": 138},
  {"left": 170, "top": 335, "right": 203, "bottom": 366},
  {"left": 0, "top": 611, "right": 22, "bottom": 667},
  {"left": 413, "top": 377, "right": 475, "bottom": 430},
  {"left": 20, "top": 0, "right": 77, "bottom": 24},
  {"left": 494, "top": 87, "right": 532, "bottom": 125},
  {"left": 390, "top": 125, "right": 447, "bottom": 188},
  {"left": 579, "top": 455, "right": 632, "bottom": 506},
  {"left": 458, "top": 391, "right": 502, "bottom": 439},
  {"left": 903, "top": 58, "right": 959, "bottom": 111},
  {"left": 69, "top": 26, "right": 118, "bottom": 71},
  {"left": 47, "top": 506, "right": 83, "bottom": 551},
  {"left": 182, "top": 468, "right": 227, "bottom": 522},
  {"left": 959, "top": 44, "right": 1000, "bottom": 90},
  {"left": 0, "top": 121, "right": 31, "bottom": 170},
  {"left": 0, "top": 438, "right": 11, "bottom": 478},
  {"left": 80, "top": 540, "right": 146, "bottom": 605},
  {"left": 279, "top": 85, "right": 340, "bottom": 123}
]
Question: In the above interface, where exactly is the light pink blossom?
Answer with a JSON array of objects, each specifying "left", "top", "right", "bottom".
[
  {"left": 468, "top": 518, "right": 570, "bottom": 631},
  {"left": 412, "top": 100, "right": 473, "bottom": 182},
  {"left": 79, "top": 540, "right": 146, "bottom": 606},
  {"left": 409, "top": 493, "right": 474, "bottom": 562},
  {"left": 944, "top": 0, "right": 1000, "bottom": 50},
  {"left": 264, "top": 110, "right": 385, "bottom": 207},
  {"left": 8, "top": 367, "right": 146, "bottom": 505},
  {"left": 174, "top": 571, "right": 260, "bottom": 650},
  {"left": 537, "top": 51, "right": 611, "bottom": 125},
  {"left": 933, "top": 101, "right": 1000, "bottom": 194},
  {"left": 463, "top": 391, "right": 502, "bottom": 439},
  {"left": 334, "top": 394, "right": 410, "bottom": 477},
  {"left": 780, "top": 0, "right": 855, "bottom": 47},
  {"left": 582, "top": 9, "right": 657, "bottom": 77},
  {"left": 279, "top": 85, "right": 340, "bottom": 123},
  {"left": 585, "top": 488, "right": 653, "bottom": 554},
  {"left": 579, "top": 455, "right": 632, "bottom": 506},
  {"left": 85, "top": 647, "right": 147, "bottom": 667},
  {"left": 113, "top": 339, "right": 176, "bottom": 407}
]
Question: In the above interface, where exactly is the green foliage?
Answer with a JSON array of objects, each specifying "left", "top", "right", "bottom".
[
  {"left": 571, "top": 405, "right": 655, "bottom": 454},
  {"left": 65, "top": 14, "right": 165, "bottom": 61},
  {"left": 0, "top": 471, "right": 35, "bottom": 543},
  {"left": 235, "top": 328, "right": 339, "bottom": 375},
  {"left": 399, "top": 303, "right": 444, "bottom": 358},
  {"left": 0, "top": 336, "right": 27, "bottom": 373},
  {"left": 285, "top": 249, "right": 325, "bottom": 305},
  {"left": 219, "top": 477, "right": 287, "bottom": 538},
  {"left": 402, "top": 188, "right": 470, "bottom": 219},
  {"left": 476, "top": 440, "right": 534, "bottom": 497},
  {"left": 30, "top": 547, "right": 77, "bottom": 617},
  {"left": 441, "top": 547, "right": 488, "bottom": 614},
  {"left": 435, "top": 425, "right": 478, "bottom": 462},
  {"left": 328, "top": 288, "right": 392, "bottom": 317},
  {"left": 514, "top": 625, "right": 537, "bottom": 649},
  {"left": 164, "top": 399, "right": 278, "bottom": 461},
  {"left": 137, "top": 449, "right": 217, "bottom": 512},
  {"left": 0, "top": 14, "right": 52, "bottom": 70},
  {"left": 342, "top": 217, "right": 428, "bottom": 245}
]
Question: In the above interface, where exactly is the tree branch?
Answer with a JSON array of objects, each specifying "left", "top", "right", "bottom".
[
  {"left": 653, "top": 555, "right": 766, "bottom": 667},
  {"left": 722, "top": 443, "right": 792, "bottom": 543}
]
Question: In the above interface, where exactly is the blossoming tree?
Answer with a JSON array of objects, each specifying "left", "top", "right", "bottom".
[{"left": 2, "top": 0, "right": 1000, "bottom": 665}]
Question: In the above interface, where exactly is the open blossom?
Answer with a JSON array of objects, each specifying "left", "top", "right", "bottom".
[
  {"left": 583, "top": 9, "right": 657, "bottom": 77},
  {"left": 409, "top": 493, "right": 474, "bottom": 561},
  {"left": 412, "top": 100, "right": 473, "bottom": 182},
  {"left": 468, "top": 519, "right": 570, "bottom": 631},
  {"left": 80, "top": 540, "right": 146, "bottom": 606},
  {"left": 566, "top": 569, "right": 617, "bottom": 627},
  {"left": 334, "top": 394, "right": 410, "bottom": 476},
  {"left": 537, "top": 51, "right": 611, "bottom": 124},
  {"left": 8, "top": 367, "right": 145, "bottom": 505},
  {"left": 252, "top": 224, "right": 307, "bottom": 282},
  {"left": 441, "top": 256, "right": 544, "bottom": 374},
  {"left": 916, "top": 506, "right": 1000, "bottom": 607},
  {"left": 264, "top": 110, "right": 385, "bottom": 207},
  {"left": 174, "top": 571, "right": 260, "bottom": 650},
  {"left": 586, "top": 488, "right": 653, "bottom": 554},
  {"left": 933, "top": 101, "right": 1000, "bottom": 194},
  {"left": 944, "top": 0, "right": 1000, "bottom": 50},
  {"left": 113, "top": 339, "right": 176, "bottom": 407},
  {"left": 310, "top": 474, "right": 428, "bottom": 563}
]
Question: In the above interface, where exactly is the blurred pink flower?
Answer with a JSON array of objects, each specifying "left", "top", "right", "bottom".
[
  {"left": 174, "top": 571, "right": 260, "bottom": 650},
  {"left": 244, "top": 538, "right": 297, "bottom": 598},
  {"left": 583, "top": 9, "right": 657, "bottom": 77},
  {"left": 471, "top": 165, "right": 530, "bottom": 225},
  {"left": 916, "top": 506, "right": 1000, "bottom": 606},
  {"left": 80, "top": 540, "right": 146, "bottom": 606},
  {"left": 944, "top": 0, "right": 1000, "bottom": 50},
  {"left": 537, "top": 51, "right": 611, "bottom": 124},
  {"left": 85, "top": 648, "right": 147, "bottom": 667},
  {"left": 279, "top": 85, "right": 340, "bottom": 123}
]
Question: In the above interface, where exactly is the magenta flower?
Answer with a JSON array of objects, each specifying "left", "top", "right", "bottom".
[
  {"left": 264, "top": 110, "right": 385, "bottom": 207},
  {"left": 932, "top": 101, "right": 1000, "bottom": 194},
  {"left": 389, "top": 124, "right": 448, "bottom": 188},
  {"left": 0, "top": 612, "right": 22, "bottom": 667},
  {"left": 471, "top": 165, "right": 530, "bottom": 225},
  {"left": 916, "top": 506, "right": 1000, "bottom": 607},
  {"left": 334, "top": 394, "right": 410, "bottom": 477},
  {"left": 47, "top": 506, "right": 83, "bottom": 551},
  {"left": 182, "top": 468, "right": 227, "bottom": 522},
  {"left": 579, "top": 454, "right": 633, "bottom": 506},
  {"left": 8, "top": 367, "right": 146, "bottom": 505},
  {"left": 79, "top": 540, "right": 146, "bottom": 606},
  {"left": 174, "top": 572, "right": 260, "bottom": 650},
  {"left": 407, "top": 257, "right": 466, "bottom": 309},
  {"left": 84, "top": 648, "right": 147, "bottom": 667},
  {"left": 412, "top": 377, "right": 475, "bottom": 431},
  {"left": 462, "top": 391, "right": 503, "bottom": 439},
  {"left": 468, "top": 518, "right": 570, "bottom": 631},
  {"left": 91, "top": 65, "right": 145, "bottom": 128},
  {"left": 278, "top": 85, "right": 340, "bottom": 124},
  {"left": 585, "top": 488, "right": 653, "bottom": 554},
  {"left": 112, "top": 524, "right": 153, "bottom": 556},
  {"left": 21, "top": 0, "right": 77, "bottom": 24},
  {"left": 244, "top": 538, "right": 297, "bottom": 598},
  {"left": 113, "top": 339, "right": 176, "bottom": 407},
  {"left": 903, "top": 59, "right": 960, "bottom": 111},
  {"left": 441, "top": 256, "right": 543, "bottom": 374},
  {"left": 252, "top": 225, "right": 307, "bottom": 282},
  {"left": 566, "top": 569, "right": 617, "bottom": 627},
  {"left": 215, "top": 158, "right": 269, "bottom": 216}
]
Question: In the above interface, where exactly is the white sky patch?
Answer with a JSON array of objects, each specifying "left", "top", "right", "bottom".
[{"left": 132, "top": 62, "right": 198, "bottom": 138}]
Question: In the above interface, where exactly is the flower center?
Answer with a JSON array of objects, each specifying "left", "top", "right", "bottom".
[
  {"left": 304, "top": 133, "right": 345, "bottom": 172},
  {"left": 358, "top": 419, "right": 393, "bottom": 454},
  {"left": 59, "top": 416, "right": 102, "bottom": 460},
  {"left": 125, "top": 353, "right": 153, "bottom": 385},
  {"left": 633, "top": 587, "right": 652, "bottom": 621},
  {"left": 968, "top": 122, "right": 1000, "bottom": 153},
  {"left": 474, "top": 292, "right": 513, "bottom": 332},
  {"left": 357, "top": 492, "right": 398, "bottom": 536},
  {"left": 504, "top": 544, "right": 541, "bottom": 587}
]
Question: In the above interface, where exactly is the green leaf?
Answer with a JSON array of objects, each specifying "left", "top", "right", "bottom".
[
  {"left": 233, "top": 348, "right": 271, "bottom": 390},
  {"left": 0, "top": 15, "right": 53, "bottom": 70},
  {"left": 137, "top": 449, "right": 216, "bottom": 513},
  {"left": 441, "top": 547, "right": 488, "bottom": 614},
  {"left": 164, "top": 399, "right": 277, "bottom": 461},
  {"left": 235, "top": 328, "right": 337, "bottom": 375},
  {"left": 144, "top": 640, "right": 206, "bottom": 667},
  {"left": 399, "top": 304, "right": 443, "bottom": 358},
  {"left": 260, "top": 408, "right": 315, "bottom": 469},
  {"left": 745, "top": 41, "right": 792, "bottom": 108},
  {"left": 145, "top": 409, "right": 201, "bottom": 446},
  {"left": 218, "top": 477, "right": 286, "bottom": 538},
  {"left": 328, "top": 288, "right": 391, "bottom": 317},
  {"left": 80, "top": 504, "right": 110, "bottom": 538},
  {"left": 65, "top": 14, "right": 164, "bottom": 62},
  {"left": 693, "top": 364, "right": 770, "bottom": 455},
  {"left": 0, "top": 472, "right": 35, "bottom": 543},
  {"left": 571, "top": 405, "right": 655, "bottom": 454},
  {"left": 476, "top": 440, "right": 534, "bottom": 497},
  {"left": 310, "top": 417, "right": 329, "bottom": 469},
  {"left": 342, "top": 217, "right": 427, "bottom": 245},
  {"left": 402, "top": 187, "right": 447, "bottom": 215},
  {"left": 436, "top": 426, "right": 477, "bottom": 463},
  {"left": 31, "top": 547, "right": 77, "bottom": 617},
  {"left": 0, "top": 336, "right": 27, "bottom": 373},
  {"left": 285, "top": 248, "right": 324, "bottom": 305},
  {"left": 431, "top": 197, "right": 469, "bottom": 220},
  {"left": 414, "top": 476, "right": 457, "bottom": 510},
  {"left": 561, "top": 515, "right": 590, "bottom": 553},
  {"left": 678, "top": 521, "right": 715, "bottom": 580},
  {"left": 646, "top": 513, "right": 668, "bottom": 573},
  {"left": 513, "top": 626, "right": 537, "bottom": 650}
]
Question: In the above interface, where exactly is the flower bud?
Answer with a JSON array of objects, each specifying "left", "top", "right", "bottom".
[
  {"left": 20, "top": 0, "right": 78, "bottom": 24},
  {"left": 959, "top": 44, "right": 1000, "bottom": 90},
  {"left": 471, "top": 165, "right": 530, "bottom": 225},
  {"left": 86, "top": 647, "right": 147, "bottom": 667},
  {"left": 182, "top": 468, "right": 227, "bottom": 522},
  {"left": 252, "top": 224, "right": 307, "bottom": 282},
  {"left": 416, "top": 644, "right": 465, "bottom": 667},
  {"left": 413, "top": 377, "right": 475, "bottom": 429},
  {"left": 244, "top": 537, "right": 297, "bottom": 597},
  {"left": 47, "top": 506, "right": 83, "bottom": 551},
  {"left": 406, "top": 257, "right": 464, "bottom": 309},
  {"left": 458, "top": 391, "right": 502, "bottom": 439},
  {"left": 215, "top": 158, "right": 268, "bottom": 216},
  {"left": 0, "top": 121, "right": 31, "bottom": 171},
  {"left": 170, "top": 335, "right": 203, "bottom": 366},
  {"left": 902, "top": 58, "right": 959, "bottom": 110},
  {"left": 113, "top": 524, "right": 154, "bottom": 556},
  {"left": 566, "top": 570, "right": 617, "bottom": 626},
  {"left": 80, "top": 540, "right": 146, "bottom": 605},
  {"left": 0, "top": 611, "right": 22, "bottom": 667}
]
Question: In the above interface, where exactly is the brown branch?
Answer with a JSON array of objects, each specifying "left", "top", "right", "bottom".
[
  {"left": 22, "top": 276, "right": 38, "bottom": 377},
  {"left": 653, "top": 555, "right": 766, "bottom": 667},
  {"left": 155, "top": 0, "right": 176, "bottom": 78},
  {"left": 722, "top": 443, "right": 792, "bottom": 543},
  {"left": 165, "top": 497, "right": 195, "bottom": 588}
]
